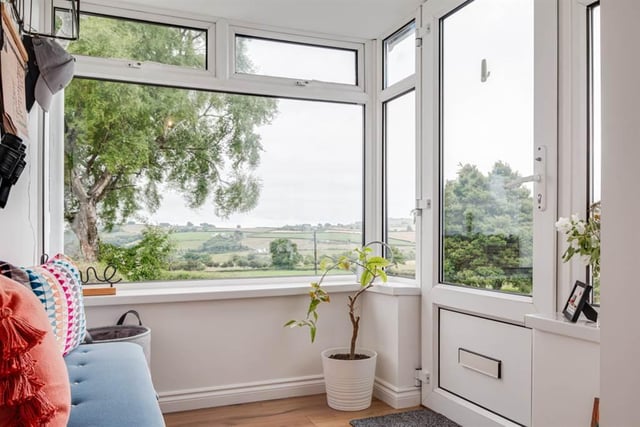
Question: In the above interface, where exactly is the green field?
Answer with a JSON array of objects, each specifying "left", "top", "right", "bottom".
[{"left": 66, "top": 222, "right": 417, "bottom": 282}]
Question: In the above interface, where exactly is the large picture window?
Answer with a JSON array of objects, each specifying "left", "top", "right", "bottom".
[
  {"left": 62, "top": 11, "right": 364, "bottom": 283},
  {"left": 63, "top": 80, "right": 363, "bottom": 282}
]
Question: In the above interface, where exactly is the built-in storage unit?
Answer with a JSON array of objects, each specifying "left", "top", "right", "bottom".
[{"left": 526, "top": 313, "right": 600, "bottom": 427}]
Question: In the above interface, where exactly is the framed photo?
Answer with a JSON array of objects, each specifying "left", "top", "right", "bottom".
[{"left": 563, "top": 280, "right": 592, "bottom": 322}]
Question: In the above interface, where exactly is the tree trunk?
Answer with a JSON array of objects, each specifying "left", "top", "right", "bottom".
[
  {"left": 72, "top": 198, "right": 100, "bottom": 262},
  {"left": 68, "top": 167, "right": 114, "bottom": 263}
]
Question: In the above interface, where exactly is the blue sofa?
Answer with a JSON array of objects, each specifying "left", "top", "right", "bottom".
[{"left": 65, "top": 342, "right": 165, "bottom": 426}]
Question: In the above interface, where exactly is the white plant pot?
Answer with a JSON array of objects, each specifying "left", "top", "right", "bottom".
[{"left": 321, "top": 347, "right": 377, "bottom": 411}]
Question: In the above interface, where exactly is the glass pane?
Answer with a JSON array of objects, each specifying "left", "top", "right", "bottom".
[
  {"left": 66, "top": 13, "right": 207, "bottom": 69},
  {"left": 384, "top": 21, "right": 416, "bottom": 88},
  {"left": 589, "top": 4, "right": 601, "bottom": 302},
  {"left": 236, "top": 35, "right": 357, "bottom": 85},
  {"left": 441, "top": 0, "right": 534, "bottom": 295},
  {"left": 385, "top": 91, "right": 416, "bottom": 278},
  {"left": 64, "top": 79, "right": 363, "bottom": 282}
]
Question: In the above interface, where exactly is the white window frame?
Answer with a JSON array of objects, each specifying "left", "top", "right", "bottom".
[
  {"left": 72, "top": 3, "right": 216, "bottom": 85},
  {"left": 47, "top": 3, "right": 376, "bottom": 283},
  {"left": 378, "top": 15, "right": 421, "bottom": 283},
  {"left": 557, "top": 0, "right": 600, "bottom": 308},
  {"left": 422, "top": 0, "right": 558, "bottom": 323},
  {"left": 228, "top": 26, "right": 365, "bottom": 94}
]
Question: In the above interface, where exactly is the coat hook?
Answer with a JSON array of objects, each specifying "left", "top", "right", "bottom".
[{"left": 481, "top": 58, "right": 491, "bottom": 82}]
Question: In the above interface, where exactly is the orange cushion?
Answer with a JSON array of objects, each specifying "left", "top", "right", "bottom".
[{"left": 0, "top": 275, "right": 70, "bottom": 427}]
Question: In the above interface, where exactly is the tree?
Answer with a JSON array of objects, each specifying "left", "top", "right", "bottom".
[
  {"left": 99, "top": 226, "right": 174, "bottom": 281},
  {"left": 442, "top": 162, "right": 533, "bottom": 292},
  {"left": 64, "top": 17, "right": 278, "bottom": 261},
  {"left": 270, "top": 238, "right": 302, "bottom": 269}
]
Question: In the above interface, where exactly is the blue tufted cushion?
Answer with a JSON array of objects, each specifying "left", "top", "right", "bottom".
[{"left": 65, "top": 342, "right": 165, "bottom": 427}]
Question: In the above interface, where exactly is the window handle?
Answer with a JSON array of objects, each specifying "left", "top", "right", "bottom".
[{"left": 534, "top": 145, "right": 547, "bottom": 211}]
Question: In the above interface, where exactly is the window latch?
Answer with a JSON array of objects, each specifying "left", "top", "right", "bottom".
[
  {"left": 411, "top": 199, "right": 431, "bottom": 223},
  {"left": 295, "top": 80, "right": 310, "bottom": 87}
]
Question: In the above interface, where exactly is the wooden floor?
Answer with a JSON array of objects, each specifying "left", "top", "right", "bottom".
[{"left": 163, "top": 394, "right": 420, "bottom": 427}]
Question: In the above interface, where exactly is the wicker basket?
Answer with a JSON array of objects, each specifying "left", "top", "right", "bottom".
[{"left": 86, "top": 310, "right": 151, "bottom": 366}]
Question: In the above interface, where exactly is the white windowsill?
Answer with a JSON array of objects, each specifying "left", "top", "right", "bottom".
[
  {"left": 524, "top": 312, "right": 600, "bottom": 343},
  {"left": 82, "top": 276, "right": 421, "bottom": 307}
]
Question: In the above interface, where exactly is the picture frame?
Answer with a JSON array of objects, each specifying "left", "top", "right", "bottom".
[{"left": 563, "top": 280, "right": 593, "bottom": 322}]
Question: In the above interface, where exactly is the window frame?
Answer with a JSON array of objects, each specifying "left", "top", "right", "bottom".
[
  {"left": 67, "top": 10, "right": 210, "bottom": 70},
  {"left": 557, "top": 0, "right": 600, "bottom": 308},
  {"left": 422, "top": 0, "right": 558, "bottom": 322},
  {"left": 47, "top": 3, "right": 376, "bottom": 285},
  {"left": 228, "top": 26, "right": 366, "bottom": 93},
  {"left": 379, "top": 17, "right": 421, "bottom": 282},
  {"left": 383, "top": 20, "right": 418, "bottom": 89}
]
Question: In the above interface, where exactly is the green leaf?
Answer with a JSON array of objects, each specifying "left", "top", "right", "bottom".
[
  {"left": 379, "top": 270, "right": 388, "bottom": 283},
  {"left": 283, "top": 320, "right": 296, "bottom": 327},
  {"left": 360, "top": 269, "right": 373, "bottom": 286}
]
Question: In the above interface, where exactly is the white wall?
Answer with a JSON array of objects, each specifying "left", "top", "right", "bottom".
[
  {"left": 0, "top": 108, "right": 42, "bottom": 265},
  {"left": 85, "top": 289, "right": 421, "bottom": 412},
  {"left": 600, "top": 1, "right": 640, "bottom": 425},
  {"left": 361, "top": 292, "right": 421, "bottom": 407}
]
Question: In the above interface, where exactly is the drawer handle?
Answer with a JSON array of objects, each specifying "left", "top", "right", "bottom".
[{"left": 458, "top": 348, "right": 502, "bottom": 379}]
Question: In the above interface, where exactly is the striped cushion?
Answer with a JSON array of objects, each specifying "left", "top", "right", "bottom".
[{"left": 0, "top": 254, "right": 86, "bottom": 356}]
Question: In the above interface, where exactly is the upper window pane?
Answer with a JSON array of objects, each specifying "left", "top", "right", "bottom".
[
  {"left": 235, "top": 35, "right": 357, "bottom": 85},
  {"left": 63, "top": 79, "right": 363, "bottom": 283},
  {"left": 440, "top": 0, "right": 534, "bottom": 295},
  {"left": 384, "top": 21, "right": 416, "bottom": 88},
  {"left": 384, "top": 91, "right": 416, "bottom": 278},
  {"left": 66, "top": 13, "right": 207, "bottom": 69}
]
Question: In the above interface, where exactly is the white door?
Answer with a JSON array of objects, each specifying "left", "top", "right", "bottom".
[{"left": 420, "top": 0, "right": 557, "bottom": 425}]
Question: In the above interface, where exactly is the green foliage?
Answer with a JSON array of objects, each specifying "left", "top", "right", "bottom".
[
  {"left": 64, "top": 15, "right": 278, "bottom": 260},
  {"left": 99, "top": 226, "right": 174, "bottom": 281},
  {"left": 442, "top": 162, "right": 533, "bottom": 293},
  {"left": 199, "top": 233, "right": 249, "bottom": 254},
  {"left": 270, "top": 238, "right": 302, "bottom": 269},
  {"left": 285, "top": 242, "right": 392, "bottom": 359}
]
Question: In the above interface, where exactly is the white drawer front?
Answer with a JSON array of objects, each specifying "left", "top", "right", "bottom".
[{"left": 439, "top": 309, "right": 532, "bottom": 426}]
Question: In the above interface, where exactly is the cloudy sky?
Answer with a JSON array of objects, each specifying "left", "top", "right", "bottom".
[{"left": 145, "top": 0, "right": 537, "bottom": 228}]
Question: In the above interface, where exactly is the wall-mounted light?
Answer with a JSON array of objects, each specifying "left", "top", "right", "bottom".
[{"left": 8, "top": 0, "right": 80, "bottom": 41}]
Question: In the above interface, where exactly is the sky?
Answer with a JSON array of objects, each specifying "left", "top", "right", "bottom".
[
  {"left": 141, "top": 0, "right": 542, "bottom": 228},
  {"left": 146, "top": 98, "right": 364, "bottom": 228}
]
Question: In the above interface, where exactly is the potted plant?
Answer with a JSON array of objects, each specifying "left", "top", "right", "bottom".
[{"left": 284, "top": 241, "right": 393, "bottom": 411}]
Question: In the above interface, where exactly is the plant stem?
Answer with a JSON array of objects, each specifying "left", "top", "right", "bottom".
[{"left": 347, "top": 283, "right": 373, "bottom": 359}]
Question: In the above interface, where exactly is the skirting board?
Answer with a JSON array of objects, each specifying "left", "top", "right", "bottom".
[
  {"left": 159, "top": 376, "right": 420, "bottom": 413},
  {"left": 159, "top": 375, "right": 325, "bottom": 413},
  {"left": 373, "top": 378, "right": 421, "bottom": 409}
]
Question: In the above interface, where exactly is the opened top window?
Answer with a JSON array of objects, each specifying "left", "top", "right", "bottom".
[
  {"left": 235, "top": 35, "right": 357, "bottom": 85},
  {"left": 66, "top": 13, "right": 207, "bottom": 69},
  {"left": 383, "top": 21, "right": 416, "bottom": 88}
]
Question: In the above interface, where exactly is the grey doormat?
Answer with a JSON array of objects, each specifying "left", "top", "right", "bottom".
[{"left": 350, "top": 408, "right": 461, "bottom": 427}]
